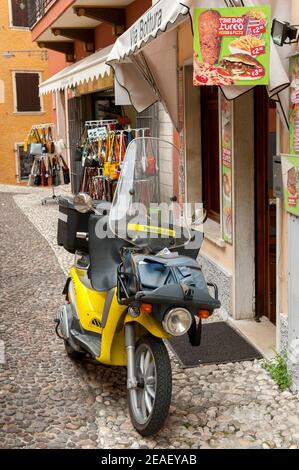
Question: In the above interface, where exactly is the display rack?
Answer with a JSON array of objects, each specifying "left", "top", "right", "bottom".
[
  {"left": 26, "top": 123, "right": 68, "bottom": 206},
  {"left": 79, "top": 122, "right": 150, "bottom": 201}
]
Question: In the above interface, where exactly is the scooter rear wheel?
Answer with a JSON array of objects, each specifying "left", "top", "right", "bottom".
[{"left": 128, "top": 335, "right": 172, "bottom": 436}]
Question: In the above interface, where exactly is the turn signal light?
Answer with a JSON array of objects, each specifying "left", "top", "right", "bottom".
[
  {"left": 140, "top": 303, "right": 153, "bottom": 314},
  {"left": 197, "top": 309, "right": 210, "bottom": 319}
]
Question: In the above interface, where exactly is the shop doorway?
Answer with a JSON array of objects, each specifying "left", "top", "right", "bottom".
[
  {"left": 68, "top": 89, "right": 123, "bottom": 194},
  {"left": 254, "top": 86, "right": 277, "bottom": 324},
  {"left": 68, "top": 95, "right": 92, "bottom": 194}
]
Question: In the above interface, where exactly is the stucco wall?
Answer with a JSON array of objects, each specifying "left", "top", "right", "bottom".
[{"left": 0, "top": 3, "right": 51, "bottom": 185}]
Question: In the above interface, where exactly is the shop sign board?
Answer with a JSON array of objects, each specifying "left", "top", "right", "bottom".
[
  {"left": 281, "top": 154, "right": 299, "bottom": 217},
  {"left": 280, "top": 55, "right": 299, "bottom": 217},
  {"left": 220, "top": 93, "right": 233, "bottom": 244},
  {"left": 290, "top": 54, "right": 299, "bottom": 156},
  {"left": 193, "top": 6, "right": 271, "bottom": 86}
]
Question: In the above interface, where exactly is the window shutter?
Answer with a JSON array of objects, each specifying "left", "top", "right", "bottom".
[
  {"left": 11, "top": 1, "right": 30, "bottom": 28},
  {"left": 15, "top": 73, "right": 41, "bottom": 112}
]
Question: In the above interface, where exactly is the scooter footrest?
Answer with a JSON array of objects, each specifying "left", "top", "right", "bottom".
[{"left": 71, "top": 329, "right": 101, "bottom": 357}]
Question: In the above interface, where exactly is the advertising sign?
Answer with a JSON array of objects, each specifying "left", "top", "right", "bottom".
[
  {"left": 193, "top": 6, "right": 271, "bottom": 86},
  {"left": 220, "top": 93, "right": 233, "bottom": 243},
  {"left": 290, "top": 54, "right": 299, "bottom": 156},
  {"left": 281, "top": 155, "right": 299, "bottom": 217}
]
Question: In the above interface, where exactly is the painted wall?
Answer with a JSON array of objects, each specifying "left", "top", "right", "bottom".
[
  {"left": 0, "top": 3, "right": 51, "bottom": 185},
  {"left": 95, "top": 22, "right": 114, "bottom": 50},
  {"left": 127, "top": 0, "right": 152, "bottom": 27}
]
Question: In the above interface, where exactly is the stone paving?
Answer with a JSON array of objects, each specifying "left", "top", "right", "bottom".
[{"left": 1, "top": 186, "right": 299, "bottom": 449}]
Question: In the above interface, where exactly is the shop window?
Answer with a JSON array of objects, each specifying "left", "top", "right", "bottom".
[
  {"left": 10, "top": 0, "right": 31, "bottom": 28},
  {"left": 201, "top": 86, "right": 220, "bottom": 223},
  {"left": 13, "top": 72, "right": 42, "bottom": 113},
  {"left": 16, "top": 144, "right": 33, "bottom": 180}
]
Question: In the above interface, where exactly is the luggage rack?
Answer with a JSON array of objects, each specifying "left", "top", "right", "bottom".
[{"left": 117, "top": 262, "right": 141, "bottom": 305}]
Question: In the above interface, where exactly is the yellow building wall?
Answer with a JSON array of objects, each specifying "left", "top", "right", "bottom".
[{"left": 0, "top": 3, "right": 51, "bottom": 185}]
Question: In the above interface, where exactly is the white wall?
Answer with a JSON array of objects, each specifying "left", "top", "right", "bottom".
[{"left": 158, "top": 102, "right": 175, "bottom": 201}]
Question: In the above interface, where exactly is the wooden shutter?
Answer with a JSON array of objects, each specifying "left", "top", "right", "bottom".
[
  {"left": 201, "top": 86, "right": 220, "bottom": 222},
  {"left": 11, "top": 0, "right": 30, "bottom": 27},
  {"left": 15, "top": 73, "right": 41, "bottom": 112}
]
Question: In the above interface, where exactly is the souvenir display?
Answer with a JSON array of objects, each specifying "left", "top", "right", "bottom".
[
  {"left": 26, "top": 124, "right": 69, "bottom": 188},
  {"left": 79, "top": 120, "right": 150, "bottom": 201}
]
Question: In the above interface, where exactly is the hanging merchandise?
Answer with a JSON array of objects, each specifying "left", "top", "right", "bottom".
[
  {"left": 26, "top": 123, "right": 70, "bottom": 204},
  {"left": 79, "top": 121, "right": 150, "bottom": 202},
  {"left": 28, "top": 154, "right": 68, "bottom": 188}
]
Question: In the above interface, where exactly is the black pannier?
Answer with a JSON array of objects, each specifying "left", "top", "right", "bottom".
[{"left": 57, "top": 196, "right": 111, "bottom": 254}]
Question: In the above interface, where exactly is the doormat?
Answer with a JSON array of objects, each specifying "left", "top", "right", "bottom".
[{"left": 167, "top": 322, "right": 263, "bottom": 368}]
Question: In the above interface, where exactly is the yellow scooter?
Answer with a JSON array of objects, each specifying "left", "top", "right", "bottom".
[{"left": 55, "top": 137, "right": 220, "bottom": 436}]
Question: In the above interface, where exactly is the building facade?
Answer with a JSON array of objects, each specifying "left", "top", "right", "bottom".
[
  {"left": 0, "top": 0, "right": 51, "bottom": 185},
  {"left": 30, "top": 0, "right": 152, "bottom": 192},
  {"left": 31, "top": 0, "right": 299, "bottom": 388},
  {"left": 107, "top": 0, "right": 299, "bottom": 388}
]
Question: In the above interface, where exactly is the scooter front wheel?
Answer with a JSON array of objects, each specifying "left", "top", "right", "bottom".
[
  {"left": 128, "top": 335, "right": 172, "bottom": 436},
  {"left": 64, "top": 340, "right": 85, "bottom": 360}
]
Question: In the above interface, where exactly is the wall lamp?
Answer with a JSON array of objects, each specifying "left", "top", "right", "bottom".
[{"left": 271, "top": 19, "right": 299, "bottom": 46}]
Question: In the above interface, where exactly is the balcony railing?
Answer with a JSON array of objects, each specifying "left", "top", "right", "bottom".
[{"left": 29, "top": 0, "right": 57, "bottom": 29}]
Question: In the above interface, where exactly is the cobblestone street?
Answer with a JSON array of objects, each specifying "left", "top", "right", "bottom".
[{"left": 1, "top": 187, "right": 299, "bottom": 449}]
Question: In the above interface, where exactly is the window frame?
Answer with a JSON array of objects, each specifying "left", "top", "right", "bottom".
[
  {"left": 12, "top": 70, "right": 44, "bottom": 115},
  {"left": 15, "top": 142, "right": 33, "bottom": 182},
  {"left": 8, "top": 0, "right": 31, "bottom": 30}
]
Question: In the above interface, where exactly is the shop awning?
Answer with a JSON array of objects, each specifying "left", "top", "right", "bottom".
[
  {"left": 39, "top": 44, "right": 113, "bottom": 96},
  {"left": 107, "top": 0, "right": 291, "bottom": 129},
  {"left": 107, "top": 0, "right": 191, "bottom": 129}
]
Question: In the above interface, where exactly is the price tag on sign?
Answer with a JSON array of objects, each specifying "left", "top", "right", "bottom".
[
  {"left": 250, "top": 67, "right": 264, "bottom": 78},
  {"left": 251, "top": 45, "right": 265, "bottom": 56},
  {"left": 248, "top": 24, "right": 266, "bottom": 35}
]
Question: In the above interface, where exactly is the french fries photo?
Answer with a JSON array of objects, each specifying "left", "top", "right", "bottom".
[{"left": 230, "top": 36, "right": 265, "bottom": 52}]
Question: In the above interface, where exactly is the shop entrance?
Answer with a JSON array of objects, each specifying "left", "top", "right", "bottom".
[{"left": 254, "top": 86, "right": 277, "bottom": 324}]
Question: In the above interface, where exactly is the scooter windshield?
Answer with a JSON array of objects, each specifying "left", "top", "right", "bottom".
[{"left": 109, "top": 137, "right": 191, "bottom": 252}]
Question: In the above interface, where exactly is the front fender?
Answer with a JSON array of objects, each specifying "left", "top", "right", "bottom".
[
  {"left": 101, "top": 311, "right": 169, "bottom": 367},
  {"left": 125, "top": 312, "right": 169, "bottom": 339}
]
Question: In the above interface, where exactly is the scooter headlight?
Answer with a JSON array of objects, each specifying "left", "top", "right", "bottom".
[{"left": 162, "top": 308, "right": 192, "bottom": 337}]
